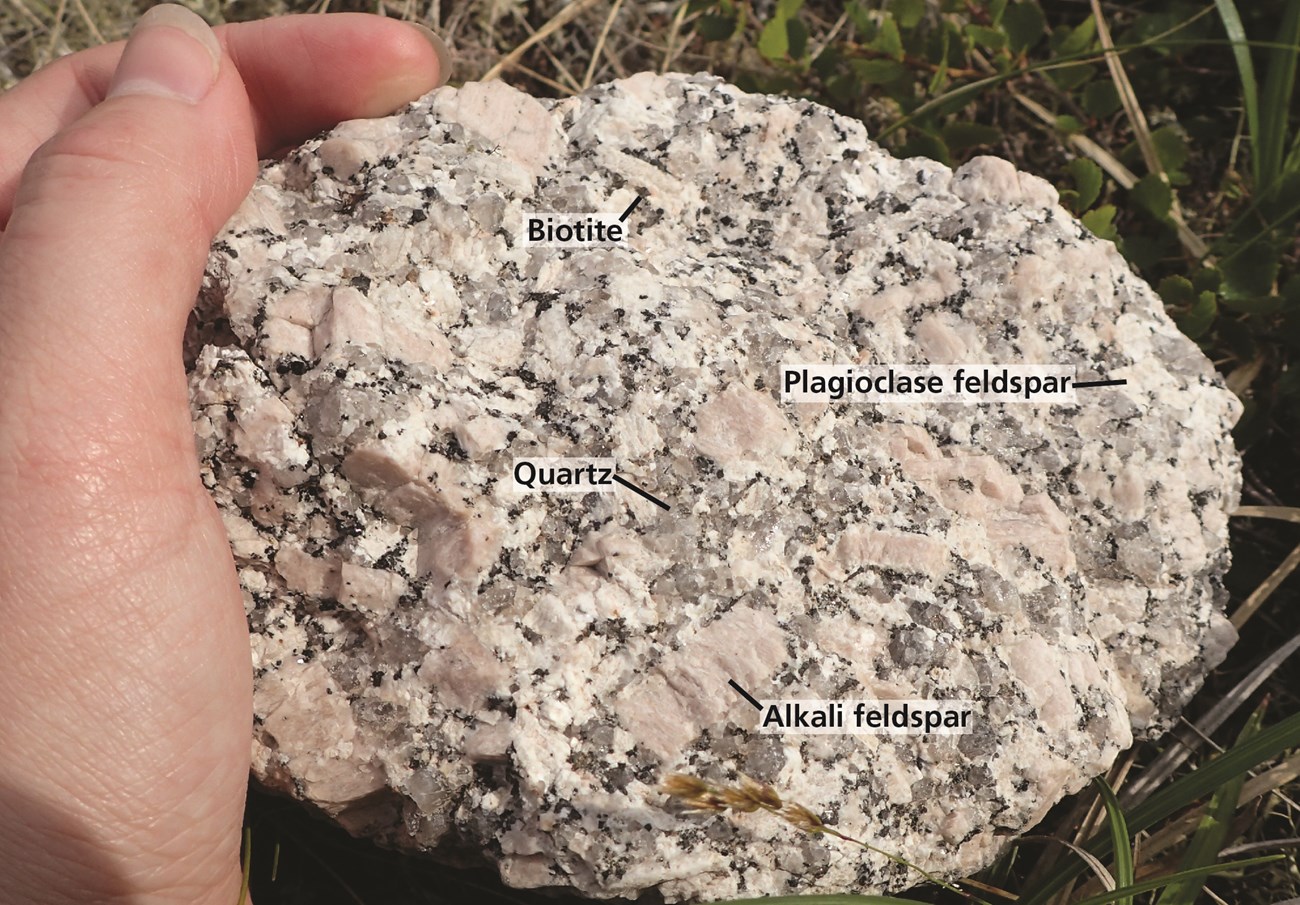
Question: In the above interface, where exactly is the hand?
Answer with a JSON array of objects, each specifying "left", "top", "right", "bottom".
[{"left": 0, "top": 8, "right": 446, "bottom": 902}]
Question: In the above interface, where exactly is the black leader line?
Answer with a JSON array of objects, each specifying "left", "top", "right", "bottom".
[
  {"left": 612, "top": 473, "right": 670, "bottom": 511},
  {"left": 1074, "top": 378, "right": 1129, "bottom": 389},
  {"left": 729, "top": 679, "right": 763, "bottom": 711},
  {"left": 619, "top": 195, "right": 644, "bottom": 222}
]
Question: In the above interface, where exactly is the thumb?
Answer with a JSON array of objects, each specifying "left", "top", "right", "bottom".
[
  {"left": 0, "top": 8, "right": 256, "bottom": 898},
  {"left": 0, "top": 4, "right": 258, "bottom": 495}
]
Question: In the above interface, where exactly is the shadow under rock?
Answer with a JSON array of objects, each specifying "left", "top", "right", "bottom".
[{"left": 244, "top": 780, "right": 666, "bottom": 905}]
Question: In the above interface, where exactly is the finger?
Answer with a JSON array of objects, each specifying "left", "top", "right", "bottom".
[
  {"left": 0, "top": 8, "right": 266, "bottom": 901},
  {"left": 0, "top": 13, "right": 448, "bottom": 224},
  {"left": 226, "top": 14, "right": 449, "bottom": 149}
]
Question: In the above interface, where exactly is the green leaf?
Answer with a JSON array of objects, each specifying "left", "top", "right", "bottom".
[
  {"left": 990, "top": 0, "right": 1008, "bottom": 25},
  {"left": 943, "top": 121, "right": 1003, "bottom": 151},
  {"left": 890, "top": 0, "right": 926, "bottom": 29},
  {"left": 1157, "top": 275, "right": 1195, "bottom": 307},
  {"left": 851, "top": 58, "right": 908, "bottom": 84},
  {"left": 847, "top": 0, "right": 872, "bottom": 34},
  {"left": 966, "top": 24, "right": 1008, "bottom": 51},
  {"left": 1175, "top": 290, "right": 1218, "bottom": 339},
  {"left": 873, "top": 14, "right": 904, "bottom": 60},
  {"left": 1192, "top": 266, "right": 1223, "bottom": 295},
  {"left": 734, "top": 70, "right": 800, "bottom": 95},
  {"left": 811, "top": 41, "right": 841, "bottom": 77},
  {"left": 899, "top": 131, "right": 951, "bottom": 165},
  {"left": 1054, "top": 14, "right": 1097, "bottom": 56},
  {"left": 757, "top": 0, "right": 804, "bottom": 60},
  {"left": 757, "top": 17, "right": 790, "bottom": 60},
  {"left": 1056, "top": 114, "right": 1084, "bottom": 135},
  {"left": 1119, "top": 232, "right": 1173, "bottom": 272},
  {"left": 694, "top": 13, "right": 738, "bottom": 41},
  {"left": 1067, "top": 158, "right": 1104, "bottom": 210},
  {"left": 1092, "top": 778, "right": 1134, "bottom": 905},
  {"left": 1081, "top": 204, "right": 1118, "bottom": 241},
  {"left": 1220, "top": 294, "right": 1284, "bottom": 315},
  {"left": 1151, "top": 126, "right": 1190, "bottom": 182},
  {"left": 1131, "top": 173, "right": 1173, "bottom": 220},
  {"left": 1220, "top": 239, "right": 1281, "bottom": 299},
  {"left": 787, "top": 17, "right": 809, "bottom": 59},
  {"left": 1083, "top": 79, "right": 1122, "bottom": 117},
  {"left": 1003, "top": 0, "right": 1046, "bottom": 53}
]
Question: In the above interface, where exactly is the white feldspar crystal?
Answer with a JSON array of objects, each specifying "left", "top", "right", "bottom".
[{"left": 190, "top": 73, "right": 1241, "bottom": 901}]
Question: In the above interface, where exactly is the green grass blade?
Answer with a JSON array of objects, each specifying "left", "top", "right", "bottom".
[
  {"left": 238, "top": 826, "right": 252, "bottom": 905},
  {"left": 710, "top": 856, "right": 1283, "bottom": 905},
  {"left": 1071, "top": 855, "right": 1284, "bottom": 905},
  {"left": 1256, "top": 0, "right": 1300, "bottom": 193},
  {"left": 1092, "top": 778, "right": 1134, "bottom": 905},
  {"left": 709, "top": 897, "right": 934, "bottom": 904},
  {"left": 1127, "top": 713, "right": 1300, "bottom": 832},
  {"left": 1154, "top": 705, "right": 1264, "bottom": 905},
  {"left": 1212, "top": 0, "right": 1263, "bottom": 188},
  {"left": 1017, "top": 711, "right": 1300, "bottom": 905}
]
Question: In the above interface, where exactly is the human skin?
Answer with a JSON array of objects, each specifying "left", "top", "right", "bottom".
[{"left": 0, "top": 7, "right": 444, "bottom": 902}]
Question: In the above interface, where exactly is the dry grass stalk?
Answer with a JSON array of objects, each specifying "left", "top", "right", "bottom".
[
  {"left": 581, "top": 0, "right": 622, "bottom": 89},
  {"left": 659, "top": 773, "right": 990, "bottom": 902},
  {"left": 506, "top": 1, "right": 582, "bottom": 92},
  {"left": 481, "top": 0, "right": 603, "bottom": 83},
  {"left": 658, "top": 0, "right": 687, "bottom": 75},
  {"left": 1086, "top": 0, "right": 1207, "bottom": 260}
]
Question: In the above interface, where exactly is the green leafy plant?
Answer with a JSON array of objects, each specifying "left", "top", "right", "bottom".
[{"left": 677, "top": 0, "right": 1300, "bottom": 445}]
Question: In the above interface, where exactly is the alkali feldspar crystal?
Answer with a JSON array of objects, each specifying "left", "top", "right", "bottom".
[{"left": 189, "top": 73, "right": 1242, "bottom": 901}]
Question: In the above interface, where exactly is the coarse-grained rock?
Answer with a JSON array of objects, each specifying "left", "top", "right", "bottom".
[{"left": 189, "top": 73, "right": 1241, "bottom": 901}]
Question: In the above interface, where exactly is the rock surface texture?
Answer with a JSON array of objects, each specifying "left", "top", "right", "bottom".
[{"left": 190, "top": 73, "right": 1242, "bottom": 901}]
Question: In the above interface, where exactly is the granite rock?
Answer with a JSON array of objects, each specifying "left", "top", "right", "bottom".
[{"left": 189, "top": 73, "right": 1241, "bottom": 901}]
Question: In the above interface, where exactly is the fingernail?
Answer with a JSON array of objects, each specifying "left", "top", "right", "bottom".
[
  {"left": 407, "top": 23, "right": 452, "bottom": 87},
  {"left": 108, "top": 4, "right": 221, "bottom": 104}
]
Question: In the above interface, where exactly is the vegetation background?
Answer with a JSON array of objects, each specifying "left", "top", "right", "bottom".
[{"left": 3, "top": 1, "right": 1300, "bottom": 903}]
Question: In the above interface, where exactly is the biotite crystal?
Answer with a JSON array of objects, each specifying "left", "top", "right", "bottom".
[{"left": 189, "top": 74, "right": 1241, "bottom": 901}]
